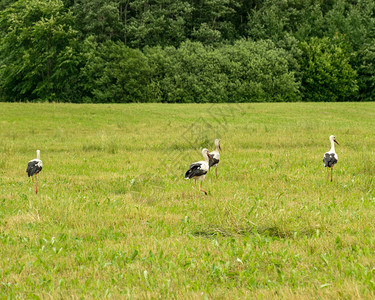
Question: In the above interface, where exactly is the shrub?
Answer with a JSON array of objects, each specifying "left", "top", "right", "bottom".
[
  {"left": 299, "top": 35, "right": 358, "bottom": 101},
  {"left": 80, "top": 37, "right": 154, "bottom": 102}
]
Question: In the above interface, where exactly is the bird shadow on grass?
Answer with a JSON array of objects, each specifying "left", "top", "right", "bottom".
[{"left": 192, "top": 225, "right": 319, "bottom": 240}]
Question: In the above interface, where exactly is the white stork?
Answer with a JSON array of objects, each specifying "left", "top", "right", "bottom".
[
  {"left": 27, "top": 150, "right": 43, "bottom": 194},
  {"left": 208, "top": 139, "right": 221, "bottom": 179},
  {"left": 323, "top": 135, "right": 339, "bottom": 182},
  {"left": 184, "top": 148, "right": 213, "bottom": 196}
]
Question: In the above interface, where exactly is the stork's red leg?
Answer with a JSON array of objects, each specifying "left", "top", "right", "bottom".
[
  {"left": 200, "top": 181, "right": 207, "bottom": 195},
  {"left": 32, "top": 176, "right": 34, "bottom": 193},
  {"left": 215, "top": 167, "right": 218, "bottom": 178},
  {"left": 35, "top": 173, "right": 38, "bottom": 194},
  {"left": 194, "top": 179, "right": 197, "bottom": 198},
  {"left": 208, "top": 168, "right": 210, "bottom": 179},
  {"left": 331, "top": 167, "right": 333, "bottom": 182}
]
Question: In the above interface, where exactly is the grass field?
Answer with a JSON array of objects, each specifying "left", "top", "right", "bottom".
[{"left": 1, "top": 102, "right": 375, "bottom": 298}]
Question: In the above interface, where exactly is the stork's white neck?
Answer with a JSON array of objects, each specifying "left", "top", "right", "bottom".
[
  {"left": 329, "top": 140, "right": 336, "bottom": 153},
  {"left": 36, "top": 150, "right": 40, "bottom": 160}
]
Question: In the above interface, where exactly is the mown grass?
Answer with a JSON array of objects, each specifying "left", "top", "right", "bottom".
[{"left": 0, "top": 102, "right": 375, "bottom": 298}]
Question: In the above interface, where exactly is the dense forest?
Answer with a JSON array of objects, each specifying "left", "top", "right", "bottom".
[{"left": 0, "top": 0, "right": 374, "bottom": 102}]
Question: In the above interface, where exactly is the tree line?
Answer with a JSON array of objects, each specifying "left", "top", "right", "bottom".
[{"left": 0, "top": 0, "right": 374, "bottom": 102}]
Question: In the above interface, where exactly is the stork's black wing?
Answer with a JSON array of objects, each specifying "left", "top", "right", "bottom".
[
  {"left": 209, "top": 157, "right": 219, "bottom": 168},
  {"left": 27, "top": 160, "right": 42, "bottom": 177},
  {"left": 208, "top": 151, "right": 220, "bottom": 168},
  {"left": 184, "top": 163, "right": 207, "bottom": 179},
  {"left": 323, "top": 153, "right": 337, "bottom": 168}
]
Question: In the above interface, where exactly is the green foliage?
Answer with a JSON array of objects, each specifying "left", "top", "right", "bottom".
[
  {"left": 247, "top": 0, "right": 325, "bottom": 42},
  {"left": 357, "top": 40, "right": 375, "bottom": 101},
  {"left": 191, "top": 22, "right": 223, "bottom": 45},
  {"left": 1, "top": 0, "right": 375, "bottom": 102},
  {"left": 145, "top": 41, "right": 229, "bottom": 103},
  {"left": 0, "top": 0, "right": 80, "bottom": 101},
  {"left": 145, "top": 40, "right": 300, "bottom": 102},
  {"left": 80, "top": 37, "right": 155, "bottom": 102},
  {"left": 0, "top": 0, "right": 16, "bottom": 10},
  {"left": 72, "top": 0, "right": 124, "bottom": 43},
  {"left": 323, "top": 0, "right": 375, "bottom": 51},
  {"left": 189, "top": 0, "right": 239, "bottom": 43},
  {"left": 246, "top": 0, "right": 375, "bottom": 47},
  {"left": 299, "top": 35, "right": 358, "bottom": 101},
  {"left": 126, "top": 0, "right": 193, "bottom": 48},
  {"left": 220, "top": 39, "right": 300, "bottom": 102}
]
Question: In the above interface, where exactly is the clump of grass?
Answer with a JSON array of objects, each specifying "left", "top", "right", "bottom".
[
  {"left": 0, "top": 158, "right": 7, "bottom": 169},
  {"left": 106, "top": 140, "right": 119, "bottom": 154},
  {"left": 82, "top": 140, "right": 120, "bottom": 154},
  {"left": 82, "top": 143, "right": 103, "bottom": 152}
]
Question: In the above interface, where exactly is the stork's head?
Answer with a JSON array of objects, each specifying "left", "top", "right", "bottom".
[
  {"left": 330, "top": 135, "right": 339, "bottom": 145},
  {"left": 202, "top": 148, "right": 213, "bottom": 162},
  {"left": 214, "top": 139, "right": 221, "bottom": 151}
]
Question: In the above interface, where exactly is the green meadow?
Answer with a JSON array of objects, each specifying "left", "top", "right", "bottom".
[{"left": 1, "top": 102, "right": 375, "bottom": 298}]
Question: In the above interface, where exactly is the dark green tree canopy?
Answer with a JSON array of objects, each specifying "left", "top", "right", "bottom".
[
  {"left": 0, "top": 0, "right": 375, "bottom": 102},
  {"left": 0, "top": 0, "right": 80, "bottom": 101},
  {"left": 300, "top": 35, "right": 358, "bottom": 101}
]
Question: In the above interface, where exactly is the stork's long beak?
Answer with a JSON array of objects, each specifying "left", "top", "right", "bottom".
[
  {"left": 219, "top": 145, "right": 222, "bottom": 152},
  {"left": 334, "top": 139, "right": 340, "bottom": 145},
  {"left": 207, "top": 153, "right": 214, "bottom": 162}
]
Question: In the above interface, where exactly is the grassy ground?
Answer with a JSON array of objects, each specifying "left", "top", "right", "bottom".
[{"left": 0, "top": 102, "right": 375, "bottom": 298}]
